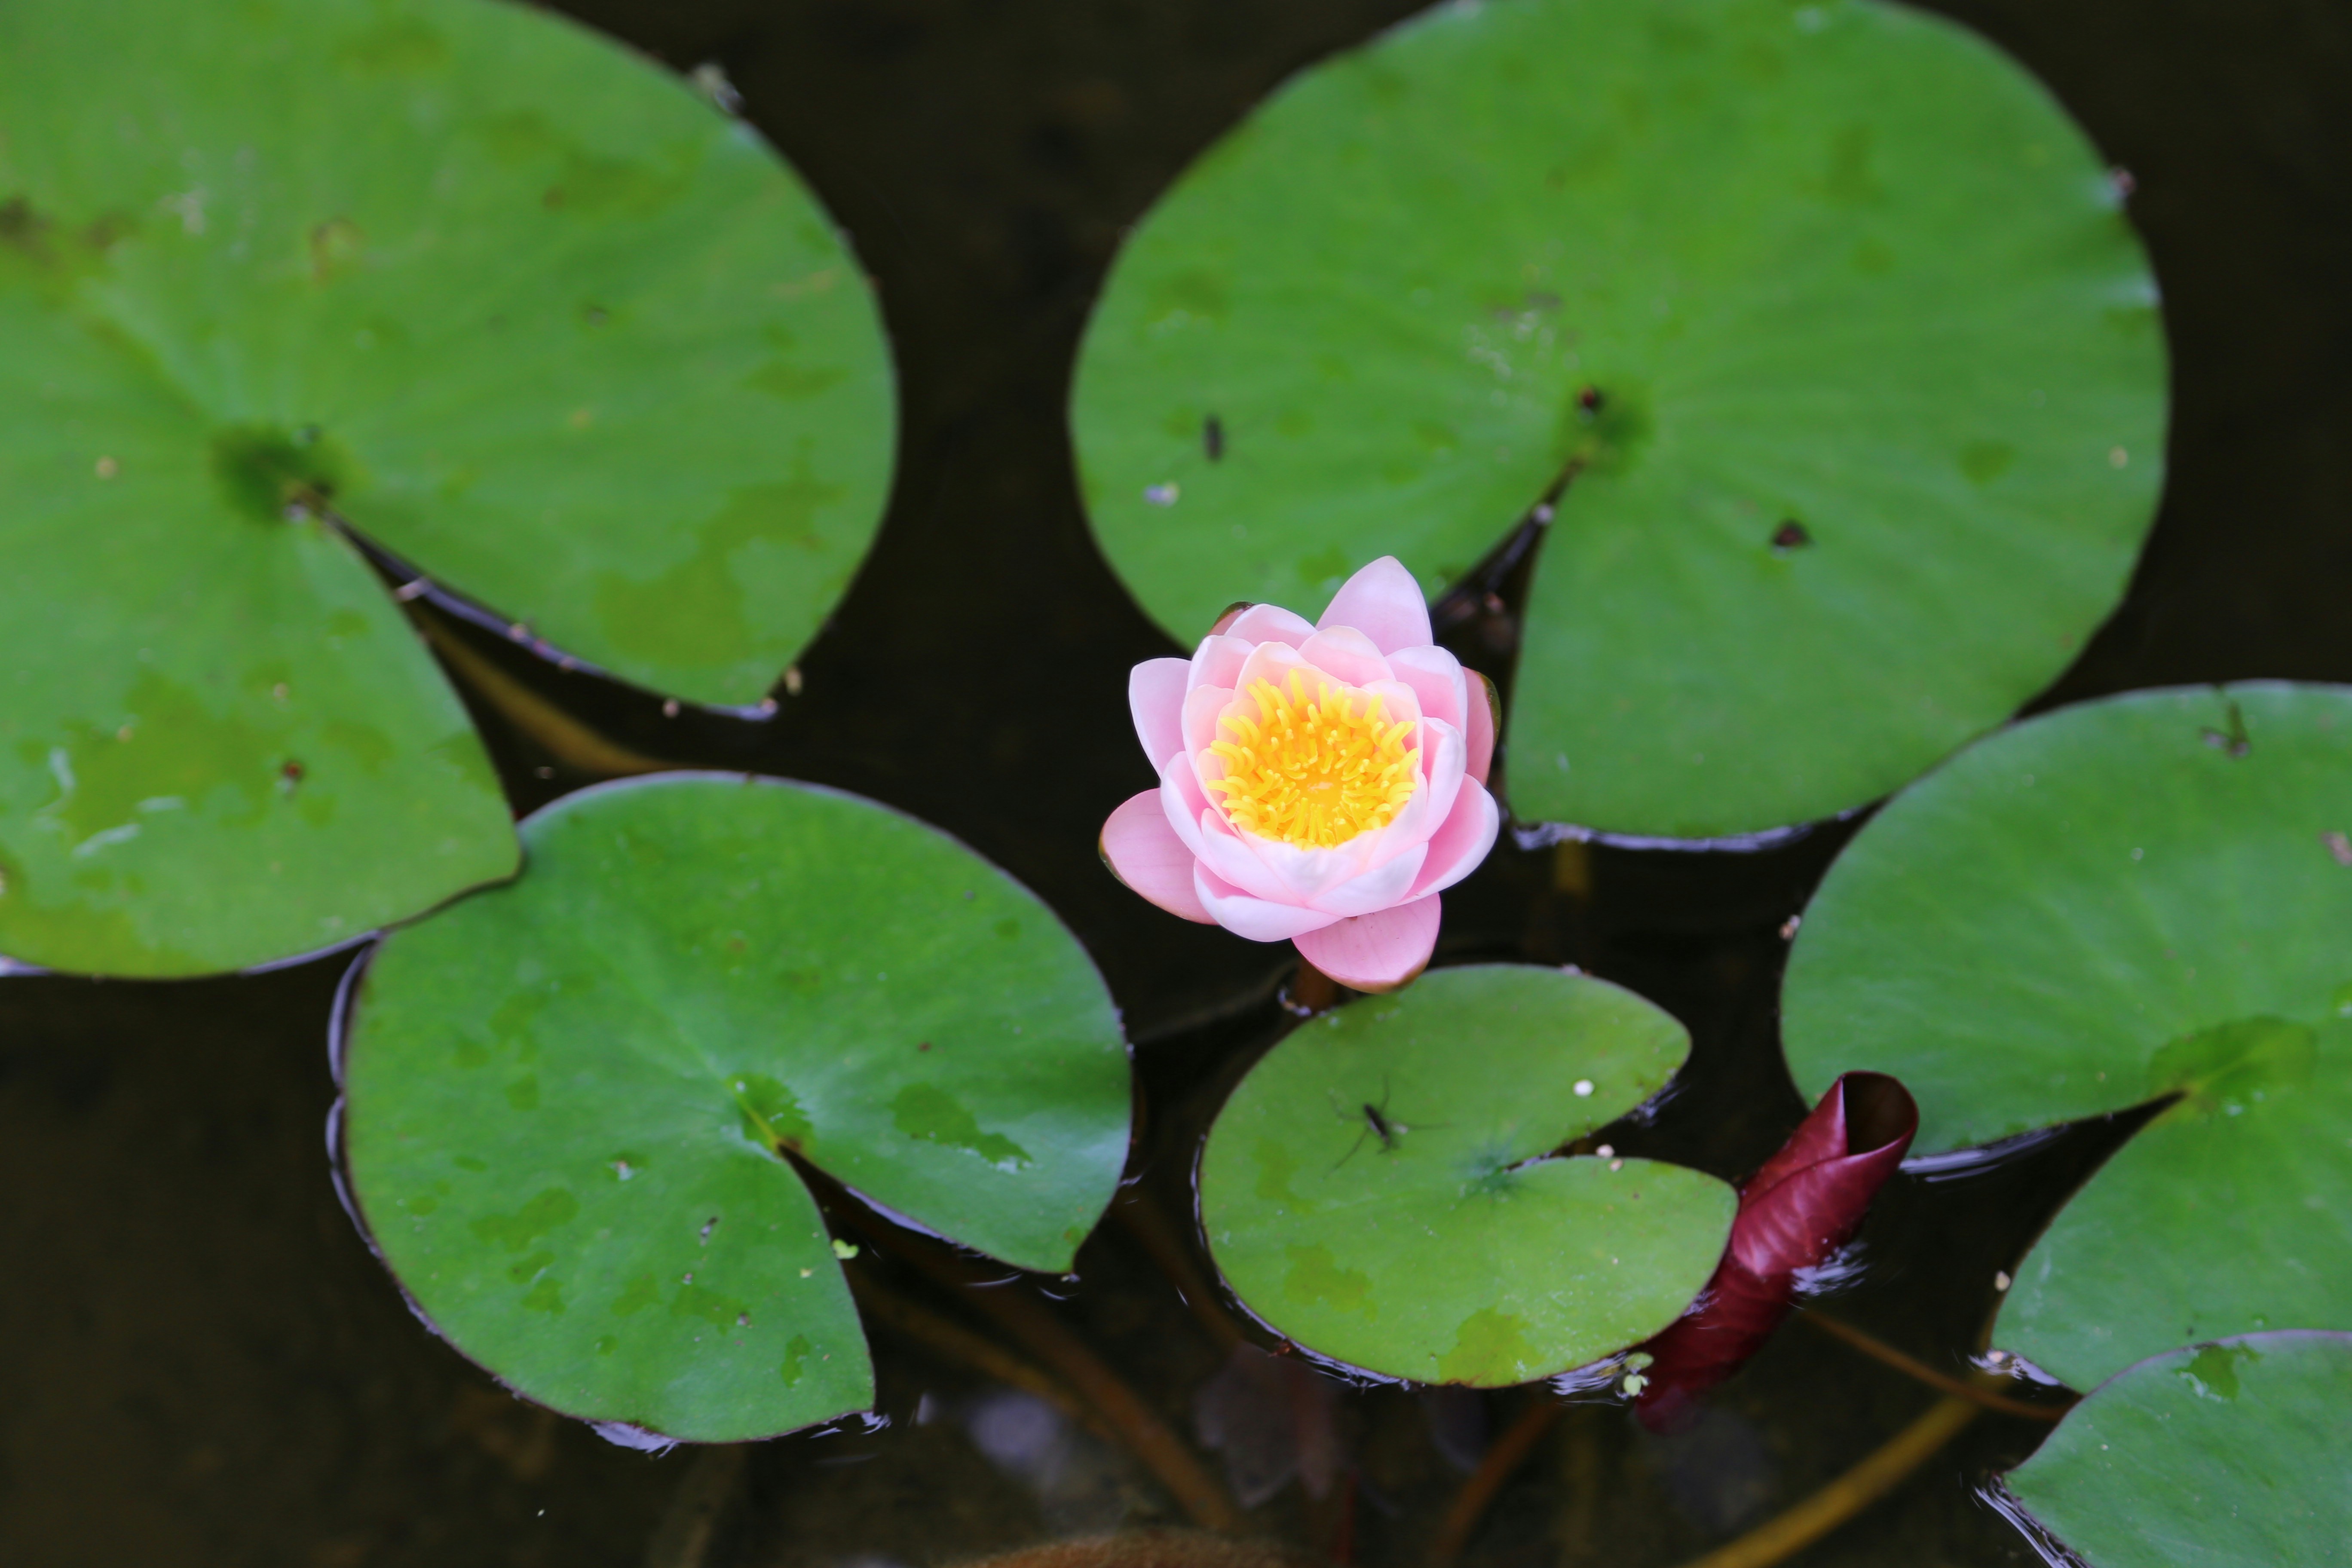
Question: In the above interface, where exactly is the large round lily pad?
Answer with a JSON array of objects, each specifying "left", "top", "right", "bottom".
[
  {"left": 0, "top": 0, "right": 894, "bottom": 976},
  {"left": 2004, "top": 1333, "right": 2352, "bottom": 1568},
  {"left": 1782, "top": 684, "right": 2352, "bottom": 1386},
  {"left": 1072, "top": 0, "right": 2163, "bottom": 839},
  {"left": 1199, "top": 965, "right": 1734, "bottom": 1385},
  {"left": 340, "top": 775, "right": 1130, "bottom": 1443}
]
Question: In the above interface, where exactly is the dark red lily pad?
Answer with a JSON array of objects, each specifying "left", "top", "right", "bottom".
[{"left": 1635, "top": 1072, "right": 1917, "bottom": 1430}]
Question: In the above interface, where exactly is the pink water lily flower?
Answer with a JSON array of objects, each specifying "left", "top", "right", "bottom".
[{"left": 1100, "top": 556, "right": 1500, "bottom": 991}]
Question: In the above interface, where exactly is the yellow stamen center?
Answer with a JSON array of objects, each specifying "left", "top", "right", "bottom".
[{"left": 1205, "top": 671, "right": 1420, "bottom": 848}]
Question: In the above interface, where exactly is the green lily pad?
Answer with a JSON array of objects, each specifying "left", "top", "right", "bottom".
[
  {"left": 0, "top": 0, "right": 893, "bottom": 975},
  {"left": 1072, "top": 0, "right": 2162, "bottom": 838},
  {"left": 2003, "top": 1333, "right": 2352, "bottom": 1568},
  {"left": 1781, "top": 684, "right": 2352, "bottom": 1386},
  {"left": 339, "top": 775, "right": 1129, "bottom": 1442},
  {"left": 1198, "top": 965, "right": 1734, "bottom": 1385}
]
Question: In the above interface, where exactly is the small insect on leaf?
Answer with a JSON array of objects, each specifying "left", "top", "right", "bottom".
[
  {"left": 2201, "top": 698, "right": 2251, "bottom": 759},
  {"left": 1331, "top": 1077, "right": 1400, "bottom": 1169}
]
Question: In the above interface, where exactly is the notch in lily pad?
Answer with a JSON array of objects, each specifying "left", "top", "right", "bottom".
[
  {"left": 338, "top": 775, "right": 1131, "bottom": 1442},
  {"left": 1198, "top": 965, "right": 1734, "bottom": 1385},
  {"left": 1782, "top": 683, "right": 2352, "bottom": 1390},
  {"left": 0, "top": 0, "right": 894, "bottom": 977},
  {"left": 1073, "top": 0, "right": 2164, "bottom": 839}
]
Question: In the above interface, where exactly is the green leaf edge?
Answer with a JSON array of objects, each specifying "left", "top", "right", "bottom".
[{"left": 2003, "top": 1330, "right": 2352, "bottom": 1568}]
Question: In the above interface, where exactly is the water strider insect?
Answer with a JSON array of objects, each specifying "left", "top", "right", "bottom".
[
  {"left": 2201, "top": 697, "right": 2251, "bottom": 759},
  {"left": 1329, "top": 1078, "right": 1443, "bottom": 1167}
]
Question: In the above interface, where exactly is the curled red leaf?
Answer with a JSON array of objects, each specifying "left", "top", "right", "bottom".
[{"left": 1633, "top": 1071, "right": 1917, "bottom": 1431}]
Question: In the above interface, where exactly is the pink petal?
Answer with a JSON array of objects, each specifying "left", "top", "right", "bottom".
[
  {"left": 1223, "top": 812, "right": 1413, "bottom": 903},
  {"left": 1295, "top": 627, "right": 1394, "bottom": 690},
  {"left": 1411, "top": 717, "right": 1468, "bottom": 839},
  {"left": 1184, "top": 683, "right": 1235, "bottom": 760},
  {"left": 1158, "top": 753, "right": 1213, "bottom": 860},
  {"left": 1233, "top": 640, "right": 1314, "bottom": 702},
  {"left": 1195, "top": 864, "right": 1341, "bottom": 942},
  {"left": 1317, "top": 556, "right": 1432, "bottom": 655},
  {"left": 1224, "top": 603, "right": 1316, "bottom": 647},
  {"left": 1305, "top": 841, "right": 1428, "bottom": 918},
  {"left": 1225, "top": 827, "right": 1371, "bottom": 903},
  {"left": 1293, "top": 895, "right": 1441, "bottom": 992},
  {"left": 1350, "top": 799, "right": 1435, "bottom": 876},
  {"left": 1463, "top": 670, "right": 1497, "bottom": 786},
  {"left": 1101, "top": 791, "right": 1213, "bottom": 923},
  {"left": 1130, "top": 658, "right": 1190, "bottom": 769},
  {"left": 1188, "top": 634, "right": 1253, "bottom": 693},
  {"left": 1407, "top": 781, "right": 1499, "bottom": 900},
  {"left": 1386, "top": 646, "right": 1469, "bottom": 732},
  {"left": 1196, "top": 810, "right": 1305, "bottom": 905}
]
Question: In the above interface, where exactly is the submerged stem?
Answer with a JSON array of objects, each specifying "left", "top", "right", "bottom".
[
  {"left": 1664, "top": 1396, "right": 1978, "bottom": 1568},
  {"left": 1429, "top": 1308, "right": 2056, "bottom": 1562},
  {"left": 643, "top": 1444, "right": 749, "bottom": 1568},
  {"left": 413, "top": 611, "right": 674, "bottom": 777},
  {"left": 1801, "top": 1312, "right": 2074, "bottom": 1422},
  {"left": 1425, "top": 1395, "right": 1563, "bottom": 1565},
  {"left": 845, "top": 1265, "right": 1105, "bottom": 1439},
  {"left": 834, "top": 1205, "right": 1242, "bottom": 1532},
  {"left": 1111, "top": 1188, "right": 1243, "bottom": 1352}
]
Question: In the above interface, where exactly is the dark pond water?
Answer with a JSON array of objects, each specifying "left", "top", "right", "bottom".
[{"left": 6, "top": 0, "right": 2351, "bottom": 1562}]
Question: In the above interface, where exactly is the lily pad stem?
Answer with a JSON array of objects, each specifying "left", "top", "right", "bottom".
[
  {"left": 844, "top": 1264, "right": 1106, "bottom": 1439},
  {"left": 411, "top": 610, "right": 674, "bottom": 778},
  {"left": 1801, "top": 1312, "right": 2075, "bottom": 1422},
  {"left": 1447, "top": 1393, "right": 1978, "bottom": 1568},
  {"left": 1425, "top": 1394, "right": 1563, "bottom": 1564},
  {"left": 1283, "top": 959, "right": 1342, "bottom": 1017},
  {"left": 1111, "top": 1187, "right": 1245, "bottom": 1351},
  {"left": 1663, "top": 1396, "right": 1978, "bottom": 1568},
  {"left": 834, "top": 1204, "right": 1242, "bottom": 1532},
  {"left": 1430, "top": 1312, "right": 2048, "bottom": 1564},
  {"left": 325, "top": 504, "right": 675, "bottom": 778},
  {"left": 644, "top": 1445, "right": 749, "bottom": 1568}
]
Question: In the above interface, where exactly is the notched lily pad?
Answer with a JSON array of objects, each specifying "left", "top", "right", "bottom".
[
  {"left": 1073, "top": 0, "right": 2164, "bottom": 838},
  {"left": 2002, "top": 1332, "right": 2352, "bottom": 1568},
  {"left": 0, "top": 0, "right": 893, "bottom": 975},
  {"left": 1198, "top": 965, "right": 1735, "bottom": 1385},
  {"left": 1781, "top": 684, "right": 2352, "bottom": 1386},
  {"left": 340, "top": 775, "right": 1130, "bottom": 1442}
]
